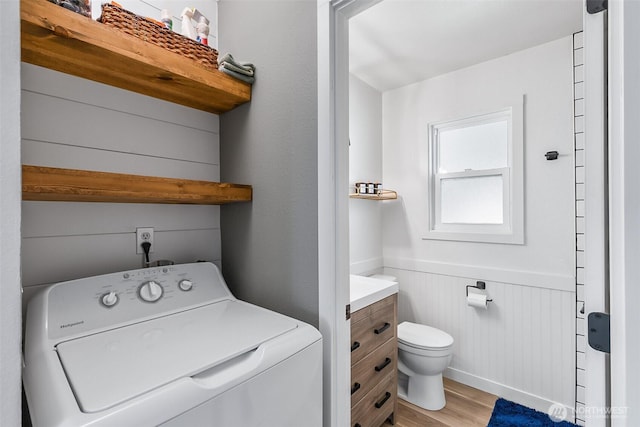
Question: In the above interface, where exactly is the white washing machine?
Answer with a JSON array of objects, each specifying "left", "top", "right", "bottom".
[{"left": 23, "top": 262, "right": 322, "bottom": 426}]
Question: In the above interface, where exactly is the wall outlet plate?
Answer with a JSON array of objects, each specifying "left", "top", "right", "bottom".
[{"left": 136, "top": 227, "right": 154, "bottom": 254}]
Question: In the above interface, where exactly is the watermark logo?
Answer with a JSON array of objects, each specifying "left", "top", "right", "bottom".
[
  {"left": 548, "top": 403, "right": 569, "bottom": 423},
  {"left": 548, "top": 403, "right": 629, "bottom": 422}
]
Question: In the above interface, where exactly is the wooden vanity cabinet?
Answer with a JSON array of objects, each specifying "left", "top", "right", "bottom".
[{"left": 350, "top": 294, "right": 398, "bottom": 427}]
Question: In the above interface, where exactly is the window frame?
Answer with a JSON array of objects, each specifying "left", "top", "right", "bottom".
[{"left": 425, "top": 98, "right": 524, "bottom": 244}]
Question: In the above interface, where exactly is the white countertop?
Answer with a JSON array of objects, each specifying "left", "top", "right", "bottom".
[{"left": 350, "top": 275, "right": 399, "bottom": 313}]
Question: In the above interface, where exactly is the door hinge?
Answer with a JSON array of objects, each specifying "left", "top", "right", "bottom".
[
  {"left": 588, "top": 312, "right": 610, "bottom": 353},
  {"left": 587, "top": 0, "right": 607, "bottom": 14},
  {"left": 346, "top": 304, "right": 351, "bottom": 320}
]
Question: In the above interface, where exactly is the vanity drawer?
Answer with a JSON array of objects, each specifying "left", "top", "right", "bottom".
[
  {"left": 351, "top": 295, "right": 396, "bottom": 365},
  {"left": 351, "top": 371, "right": 396, "bottom": 427},
  {"left": 351, "top": 337, "right": 396, "bottom": 406}
]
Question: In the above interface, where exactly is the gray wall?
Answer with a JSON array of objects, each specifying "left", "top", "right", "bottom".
[
  {"left": 218, "top": 1, "right": 319, "bottom": 326},
  {"left": 1, "top": 0, "right": 22, "bottom": 425}
]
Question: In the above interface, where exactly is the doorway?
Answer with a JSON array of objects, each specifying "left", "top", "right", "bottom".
[
  {"left": 320, "top": 2, "right": 640, "bottom": 427},
  {"left": 348, "top": 0, "right": 581, "bottom": 417},
  {"left": 319, "top": 0, "right": 588, "bottom": 426}
]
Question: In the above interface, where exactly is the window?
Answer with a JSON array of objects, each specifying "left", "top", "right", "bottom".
[{"left": 426, "top": 100, "right": 524, "bottom": 244}]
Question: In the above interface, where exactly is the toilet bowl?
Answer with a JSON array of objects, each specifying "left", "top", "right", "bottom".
[{"left": 397, "top": 321, "right": 454, "bottom": 411}]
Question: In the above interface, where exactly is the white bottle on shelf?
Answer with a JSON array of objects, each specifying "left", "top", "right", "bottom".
[{"left": 180, "top": 7, "right": 197, "bottom": 40}]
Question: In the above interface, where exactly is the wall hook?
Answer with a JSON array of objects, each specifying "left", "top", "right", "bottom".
[{"left": 545, "top": 151, "right": 559, "bottom": 160}]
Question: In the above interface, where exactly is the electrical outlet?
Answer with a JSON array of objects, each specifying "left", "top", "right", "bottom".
[{"left": 136, "top": 227, "right": 154, "bottom": 254}]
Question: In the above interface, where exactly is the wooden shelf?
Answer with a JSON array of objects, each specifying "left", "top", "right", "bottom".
[
  {"left": 22, "top": 165, "right": 252, "bottom": 205},
  {"left": 21, "top": 0, "right": 251, "bottom": 114},
  {"left": 349, "top": 190, "right": 398, "bottom": 200},
  {"left": 20, "top": 1, "right": 254, "bottom": 205}
]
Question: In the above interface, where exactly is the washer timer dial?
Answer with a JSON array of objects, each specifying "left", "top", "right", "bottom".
[{"left": 138, "top": 280, "right": 164, "bottom": 302}]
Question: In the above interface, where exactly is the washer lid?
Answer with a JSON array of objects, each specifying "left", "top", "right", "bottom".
[
  {"left": 56, "top": 300, "right": 297, "bottom": 413},
  {"left": 397, "top": 321, "right": 454, "bottom": 349}
]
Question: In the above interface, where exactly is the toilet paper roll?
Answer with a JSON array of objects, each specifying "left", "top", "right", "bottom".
[{"left": 467, "top": 292, "right": 489, "bottom": 309}]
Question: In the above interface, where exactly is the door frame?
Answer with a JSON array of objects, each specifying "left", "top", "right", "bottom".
[
  {"left": 583, "top": 6, "right": 609, "bottom": 426},
  {"left": 608, "top": 2, "right": 640, "bottom": 426},
  {"left": 584, "top": 3, "right": 640, "bottom": 425},
  {"left": 317, "top": 1, "right": 382, "bottom": 425}
]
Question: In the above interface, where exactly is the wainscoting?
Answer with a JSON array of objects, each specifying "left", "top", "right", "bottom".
[{"left": 385, "top": 266, "right": 576, "bottom": 413}]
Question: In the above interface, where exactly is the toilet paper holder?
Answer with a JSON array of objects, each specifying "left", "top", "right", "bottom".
[{"left": 466, "top": 281, "right": 493, "bottom": 302}]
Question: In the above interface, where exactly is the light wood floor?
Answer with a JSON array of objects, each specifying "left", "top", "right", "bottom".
[{"left": 384, "top": 378, "right": 498, "bottom": 427}]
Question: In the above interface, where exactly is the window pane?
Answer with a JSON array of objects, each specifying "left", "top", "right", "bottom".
[
  {"left": 438, "top": 119, "right": 508, "bottom": 173},
  {"left": 440, "top": 175, "right": 503, "bottom": 224}
]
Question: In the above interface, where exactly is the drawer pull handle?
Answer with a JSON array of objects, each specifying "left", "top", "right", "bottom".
[
  {"left": 374, "top": 357, "right": 392, "bottom": 372},
  {"left": 375, "top": 391, "right": 392, "bottom": 409},
  {"left": 351, "top": 341, "right": 360, "bottom": 352},
  {"left": 354, "top": 424, "right": 362, "bottom": 427},
  {"left": 351, "top": 382, "right": 361, "bottom": 395},
  {"left": 374, "top": 322, "right": 391, "bottom": 334}
]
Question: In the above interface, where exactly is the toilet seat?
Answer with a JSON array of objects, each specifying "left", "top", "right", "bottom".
[{"left": 398, "top": 321, "right": 454, "bottom": 351}]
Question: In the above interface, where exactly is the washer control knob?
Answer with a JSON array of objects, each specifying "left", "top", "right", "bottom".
[
  {"left": 101, "top": 291, "right": 119, "bottom": 307},
  {"left": 178, "top": 279, "right": 193, "bottom": 291},
  {"left": 139, "top": 281, "right": 163, "bottom": 302}
]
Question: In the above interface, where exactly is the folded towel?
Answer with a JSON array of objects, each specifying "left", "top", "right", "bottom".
[
  {"left": 220, "top": 66, "right": 255, "bottom": 84},
  {"left": 220, "top": 61, "right": 254, "bottom": 77},
  {"left": 218, "top": 53, "right": 255, "bottom": 73}
]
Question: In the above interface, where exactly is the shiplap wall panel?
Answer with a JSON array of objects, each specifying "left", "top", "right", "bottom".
[
  {"left": 22, "top": 140, "right": 221, "bottom": 181},
  {"left": 21, "top": 92, "right": 219, "bottom": 167},
  {"left": 21, "top": 65, "right": 222, "bottom": 291},
  {"left": 22, "top": 202, "right": 219, "bottom": 238},
  {"left": 22, "top": 64, "right": 219, "bottom": 132},
  {"left": 390, "top": 267, "right": 575, "bottom": 410},
  {"left": 22, "top": 229, "right": 221, "bottom": 285}
]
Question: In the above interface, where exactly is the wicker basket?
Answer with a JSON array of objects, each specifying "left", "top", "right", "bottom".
[{"left": 98, "top": 3, "right": 218, "bottom": 70}]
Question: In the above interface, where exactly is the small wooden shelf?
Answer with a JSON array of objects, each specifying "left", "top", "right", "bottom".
[
  {"left": 21, "top": 0, "right": 251, "bottom": 114},
  {"left": 22, "top": 165, "right": 252, "bottom": 205},
  {"left": 349, "top": 190, "right": 398, "bottom": 200}
]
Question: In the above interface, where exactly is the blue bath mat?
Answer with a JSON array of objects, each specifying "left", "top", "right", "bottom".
[{"left": 487, "top": 398, "right": 577, "bottom": 426}]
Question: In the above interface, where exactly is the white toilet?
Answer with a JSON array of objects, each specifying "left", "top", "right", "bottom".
[{"left": 397, "top": 321, "right": 454, "bottom": 411}]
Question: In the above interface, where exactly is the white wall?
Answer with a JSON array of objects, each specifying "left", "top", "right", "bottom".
[
  {"left": 380, "top": 37, "right": 576, "bottom": 411},
  {"left": 217, "top": 1, "right": 319, "bottom": 326},
  {"left": 21, "top": 64, "right": 223, "bottom": 297},
  {"left": 0, "top": 0, "right": 22, "bottom": 425},
  {"left": 382, "top": 37, "right": 575, "bottom": 283},
  {"left": 349, "top": 74, "right": 383, "bottom": 274}
]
